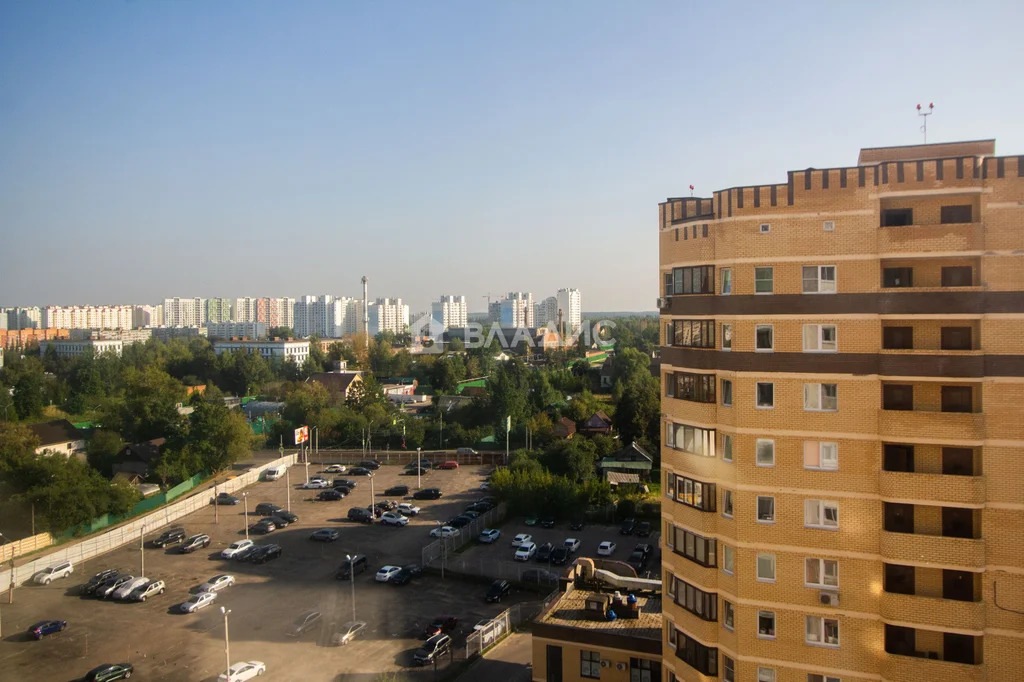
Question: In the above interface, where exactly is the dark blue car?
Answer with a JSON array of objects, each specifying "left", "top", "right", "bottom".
[{"left": 29, "top": 619, "right": 67, "bottom": 639}]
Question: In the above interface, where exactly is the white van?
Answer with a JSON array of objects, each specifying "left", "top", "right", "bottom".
[
  {"left": 455, "top": 447, "right": 478, "bottom": 455},
  {"left": 263, "top": 467, "right": 284, "bottom": 481}
]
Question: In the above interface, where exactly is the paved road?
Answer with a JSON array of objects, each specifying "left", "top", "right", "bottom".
[{"left": 455, "top": 631, "right": 533, "bottom": 682}]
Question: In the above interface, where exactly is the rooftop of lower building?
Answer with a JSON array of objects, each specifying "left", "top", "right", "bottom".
[{"left": 537, "top": 588, "right": 662, "bottom": 640}]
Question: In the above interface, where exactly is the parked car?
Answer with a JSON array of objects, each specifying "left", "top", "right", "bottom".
[
  {"left": 413, "top": 488, "right": 442, "bottom": 500},
  {"left": 330, "top": 620, "right": 366, "bottom": 646},
  {"left": 302, "top": 478, "right": 330, "bottom": 489},
  {"left": 112, "top": 576, "right": 150, "bottom": 601},
  {"left": 180, "top": 534, "right": 211, "bottom": 554},
  {"left": 524, "top": 516, "right": 538, "bottom": 527},
  {"left": 385, "top": 485, "right": 409, "bottom": 496},
  {"left": 324, "top": 464, "right": 347, "bottom": 473},
  {"left": 255, "top": 502, "right": 283, "bottom": 516},
  {"left": 250, "top": 519, "right": 276, "bottom": 534},
  {"left": 81, "top": 569, "right": 120, "bottom": 596},
  {"left": 129, "top": 579, "right": 165, "bottom": 602},
  {"left": 627, "top": 545, "right": 651, "bottom": 571},
  {"left": 213, "top": 493, "right": 241, "bottom": 506},
  {"left": 477, "top": 529, "right": 501, "bottom": 544},
  {"left": 348, "top": 507, "right": 374, "bottom": 523},
  {"left": 423, "top": 616, "right": 457, "bottom": 638},
  {"left": 262, "top": 467, "right": 284, "bottom": 481},
  {"left": 274, "top": 510, "right": 299, "bottom": 524},
  {"left": 597, "top": 541, "right": 617, "bottom": 556},
  {"left": 318, "top": 489, "right": 344, "bottom": 501},
  {"left": 268, "top": 515, "right": 292, "bottom": 528},
  {"left": 232, "top": 543, "right": 260, "bottom": 561},
  {"left": 221, "top": 539, "right": 254, "bottom": 559},
  {"left": 619, "top": 518, "right": 636, "bottom": 535},
  {"left": 288, "top": 610, "right": 322, "bottom": 637},
  {"left": 358, "top": 460, "right": 381, "bottom": 470},
  {"left": 348, "top": 467, "right": 372, "bottom": 476},
  {"left": 390, "top": 564, "right": 422, "bottom": 586},
  {"left": 563, "top": 538, "right": 581, "bottom": 553},
  {"left": 374, "top": 500, "right": 398, "bottom": 512},
  {"left": 336, "top": 555, "right": 367, "bottom": 580},
  {"left": 397, "top": 503, "right": 421, "bottom": 516},
  {"left": 97, "top": 575, "right": 134, "bottom": 599},
  {"left": 465, "top": 502, "right": 491, "bottom": 514},
  {"left": 437, "top": 461, "right": 459, "bottom": 470},
  {"left": 430, "top": 526, "right": 459, "bottom": 539},
  {"left": 413, "top": 633, "right": 452, "bottom": 665},
  {"left": 539, "top": 516, "right": 555, "bottom": 528},
  {"left": 81, "top": 663, "right": 134, "bottom": 681},
  {"left": 514, "top": 542, "right": 537, "bottom": 561},
  {"left": 380, "top": 511, "right": 409, "bottom": 527},
  {"left": 406, "top": 466, "right": 429, "bottom": 476},
  {"left": 636, "top": 521, "right": 652, "bottom": 537},
  {"left": 249, "top": 544, "right": 282, "bottom": 564},
  {"left": 180, "top": 591, "right": 217, "bottom": 613},
  {"left": 333, "top": 478, "right": 357, "bottom": 489},
  {"left": 151, "top": 527, "right": 187, "bottom": 547},
  {"left": 460, "top": 510, "right": 481, "bottom": 519},
  {"left": 199, "top": 574, "right": 236, "bottom": 592},
  {"left": 550, "top": 547, "right": 570, "bottom": 565},
  {"left": 407, "top": 459, "right": 432, "bottom": 470},
  {"left": 511, "top": 533, "right": 533, "bottom": 547},
  {"left": 28, "top": 619, "right": 67, "bottom": 639},
  {"left": 485, "top": 579, "right": 511, "bottom": 603},
  {"left": 217, "top": 661, "right": 266, "bottom": 682},
  {"left": 33, "top": 561, "right": 74, "bottom": 585},
  {"left": 455, "top": 447, "right": 478, "bottom": 455},
  {"left": 447, "top": 516, "right": 472, "bottom": 529},
  {"left": 375, "top": 565, "right": 402, "bottom": 583},
  {"left": 569, "top": 519, "right": 585, "bottom": 531},
  {"left": 535, "top": 542, "right": 554, "bottom": 562},
  {"left": 309, "top": 528, "right": 340, "bottom": 542}
]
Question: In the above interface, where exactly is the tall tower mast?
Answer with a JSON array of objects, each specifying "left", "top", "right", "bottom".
[{"left": 361, "top": 275, "right": 369, "bottom": 350}]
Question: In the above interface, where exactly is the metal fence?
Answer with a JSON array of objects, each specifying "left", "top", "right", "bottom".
[
  {"left": 0, "top": 532, "right": 53, "bottom": 564},
  {"left": 313, "top": 449, "right": 506, "bottom": 468},
  {"left": 465, "top": 586, "right": 563, "bottom": 659},
  {"left": 0, "top": 454, "right": 297, "bottom": 593},
  {"left": 420, "top": 502, "right": 508, "bottom": 568}
]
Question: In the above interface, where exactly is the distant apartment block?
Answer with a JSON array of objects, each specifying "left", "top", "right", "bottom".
[
  {"left": 162, "top": 297, "right": 204, "bottom": 327},
  {"left": 212, "top": 338, "right": 309, "bottom": 365},
  {"left": 496, "top": 292, "right": 534, "bottom": 327},
  {"left": 294, "top": 295, "right": 360, "bottom": 338},
  {"left": 232, "top": 297, "right": 296, "bottom": 329},
  {"left": 369, "top": 297, "right": 410, "bottom": 336},
  {"left": 534, "top": 289, "right": 583, "bottom": 334},
  {"left": 42, "top": 305, "right": 135, "bottom": 330},
  {"left": 0, "top": 327, "right": 70, "bottom": 349},
  {"left": 535, "top": 296, "right": 558, "bottom": 328},
  {"left": 133, "top": 304, "right": 162, "bottom": 327},
  {"left": 3, "top": 306, "right": 42, "bottom": 330},
  {"left": 204, "top": 298, "right": 233, "bottom": 324},
  {"left": 70, "top": 328, "right": 153, "bottom": 344},
  {"left": 206, "top": 322, "right": 268, "bottom": 339},
  {"left": 431, "top": 295, "right": 468, "bottom": 330},
  {"left": 40, "top": 338, "right": 124, "bottom": 359},
  {"left": 150, "top": 326, "right": 206, "bottom": 342}
]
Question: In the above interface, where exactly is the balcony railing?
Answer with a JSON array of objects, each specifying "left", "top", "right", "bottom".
[
  {"left": 881, "top": 652, "right": 984, "bottom": 681},
  {"left": 880, "top": 531, "right": 985, "bottom": 569},
  {"left": 878, "top": 409, "right": 985, "bottom": 441},
  {"left": 878, "top": 471, "right": 986, "bottom": 505},
  {"left": 877, "top": 221, "right": 983, "bottom": 254},
  {"left": 880, "top": 591, "right": 984, "bottom": 631}
]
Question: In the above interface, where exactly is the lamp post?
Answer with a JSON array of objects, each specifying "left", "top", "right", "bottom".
[
  {"left": 416, "top": 447, "right": 422, "bottom": 489},
  {"left": 310, "top": 426, "right": 319, "bottom": 465},
  {"left": 220, "top": 607, "right": 232, "bottom": 677},
  {"left": 344, "top": 554, "right": 357, "bottom": 623},
  {"left": 435, "top": 521, "right": 445, "bottom": 581},
  {"left": 140, "top": 525, "right": 146, "bottom": 577},
  {"left": 242, "top": 492, "right": 250, "bottom": 541},
  {"left": 213, "top": 481, "right": 219, "bottom": 523},
  {"left": 285, "top": 465, "right": 291, "bottom": 512}
]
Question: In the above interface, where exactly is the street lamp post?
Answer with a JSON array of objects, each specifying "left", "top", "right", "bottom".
[
  {"left": 285, "top": 465, "right": 291, "bottom": 512},
  {"left": 435, "top": 521, "right": 445, "bottom": 581},
  {"left": 220, "top": 607, "right": 232, "bottom": 678},
  {"left": 417, "top": 447, "right": 422, "bottom": 489},
  {"left": 140, "top": 525, "right": 146, "bottom": 576},
  {"left": 242, "top": 493, "right": 250, "bottom": 541},
  {"left": 213, "top": 481, "right": 219, "bottom": 523},
  {"left": 345, "top": 554, "right": 357, "bottom": 623}
]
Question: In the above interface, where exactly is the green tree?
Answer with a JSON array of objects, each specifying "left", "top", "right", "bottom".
[
  {"left": 86, "top": 429, "right": 123, "bottom": 477},
  {"left": 228, "top": 351, "right": 272, "bottom": 396},
  {"left": 113, "top": 367, "right": 186, "bottom": 442},
  {"left": 268, "top": 326, "right": 294, "bottom": 338},
  {"left": 614, "top": 378, "right": 660, "bottom": 449},
  {"left": 186, "top": 396, "right": 254, "bottom": 472},
  {"left": 13, "top": 368, "right": 44, "bottom": 419}
]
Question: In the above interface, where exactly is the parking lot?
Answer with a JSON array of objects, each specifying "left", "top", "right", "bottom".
[{"left": 0, "top": 461, "right": 538, "bottom": 681}]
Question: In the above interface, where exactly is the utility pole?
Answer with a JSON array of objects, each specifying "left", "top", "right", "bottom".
[
  {"left": 220, "top": 607, "right": 232, "bottom": 676},
  {"left": 31, "top": 504, "right": 34, "bottom": 537},
  {"left": 242, "top": 493, "right": 250, "bottom": 541},
  {"left": 417, "top": 447, "right": 422, "bottom": 489},
  {"left": 439, "top": 412, "right": 443, "bottom": 450},
  {"left": 286, "top": 466, "right": 291, "bottom": 512},
  {"left": 213, "top": 481, "right": 218, "bottom": 523},
  {"left": 345, "top": 554, "right": 357, "bottom": 623},
  {"left": 140, "top": 525, "right": 146, "bottom": 576}
]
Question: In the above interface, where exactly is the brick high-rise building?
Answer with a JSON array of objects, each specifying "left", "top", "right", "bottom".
[{"left": 658, "top": 140, "right": 1024, "bottom": 682}]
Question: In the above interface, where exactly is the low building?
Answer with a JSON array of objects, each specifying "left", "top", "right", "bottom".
[
  {"left": 598, "top": 442, "right": 654, "bottom": 482},
  {"left": 580, "top": 411, "right": 613, "bottom": 436},
  {"left": 309, "top": 371, "right": 364, "bottom": 400},
  {"left": 112, "top": 438, "right": 166, "bottom": 480},
  {"left": 27, "top": 420, "right": 86, "bottom": 457},
  {"left": 206, "top": 322, "right": 268, "bottom": 339},
  {"left": 150, "top": 326, "right": 207, "bottom": 342},
  {"left": 553, "top": 417, "right": 577, "bottom": 440},
  {"left": 212, "top": 338, "right": 309, "bottom": 365},
  {"left": 39, "top": 338, "right": 123, "bottom": 359}
]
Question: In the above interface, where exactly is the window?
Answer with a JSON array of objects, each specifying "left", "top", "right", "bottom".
[
  {"left": 676, "top": 578, "right": 718, "bottom": 621},
  {"left": 804, "top": 441, "right": 838, "bottom": 470},
  {"left": 940, "top": 204, "right": 973, "bottom": 224},
  {"left": 757, "top": 553, "right": 776, "bottom": 581},
  {"left": 667, "top": 423, "right": 717, "bottom": 457},
  {"left": 882, "top": 267, "right": 913, "bottom": 288},
  {"left": 806, "top": 616, "right": 840, "bottom": 647},
  {"left": 755, "top": 267, "right": 774, "bottom": 294},
  {"left": 722, "top": 656, "right": 735, "bottom": 682},
  {"left": 882, "top": 326, "right": 914, "bottom": 349},
  {"left": 805, "top": 558, "right": 839, "bottom": 588},
  {"left": 756, "top": 382, "right": 774, "bottom": 408},
  {"left": 803, "top": 324, "right": 837, "bottom": 352},
  {"left": 758, "top": 669, "right": 777, "bottom": 682},
  {"left": 756, "top": 439, "right": 775, "bottom": 466},
  {"left": 808, "top": 675, "right": 841, "bottom": 682},
  {"left": 580, "top": 650, "right": 600, "bottom": 678},
  {"left": 667, "top": 624, "right": 677, "bottom": 647},
  {"left": 805, "top": 499, "right": 839, "bottom": 529},
  {"left": 941, "top": 266, "right": 973, "bottom": 287},
  {"left": 755, "top": 325, "right": 774, "bottom": 351},
  {"left": 721, "top": 323, "right": 732, "bottom": 351},
  {"left": 802, "top": 266, "right": 837, "bottom": 293},
  {"left": 722, "top": 490, "right": 734, "bottom": 518},
  {"left": 665, "top": 421, "right": 675, "bottom": 448},
  {"left": 883, "top": 384, "right": 913, "bottom": 410},
  {"left": 757, "top": 611, "right": 776, "bottom": 639},
  {"left": 674, "top": 475, "right": 717, "bottom": 512},
  {"left": 722, "top": 600, "right": 735, "bottom": 630},
  {"left": 720, "top": 268, "right": 732, "bottom": 295},
  {"left": 629, "top": 658, "right": 659, "bottom": 682},
  {"left": 721, "top": 379, "right": 733, "bottom": 406},
  {"left": 941, "top": 385, "right": 973, "bottom": 413},
  {"left": 803, "top": 383, "right": 837, "bottom": 411},
  {"left": 757, "top": 496, "right": 775, "bottom": 523},
  {"left": 941, "top": 327, "right": 972, "bottom": 350},
  {"left": 722, "top": 545, "right": 735, "bottom": 574},
  {"left": 672, "top": 372, "right": 716, "bottom": 403},
  {"left": 881, "top": 208, "right": 913, "bottom": 226},
  {"left": 672, "top": 527, "right": 717, "bottom": 567},
  {"left": 670, "top": 319, "right": 716, "bottom": 348},
  {"left": 665, "top": 373, "right": 674, "bottom": 398},
  {"left": 722, "top": 434, "right": 733, "bottom": 463},
  {"left": 674, "top": 630, "right": 718, "bottom": 676},
  {"left": 669, "top": 266, "right": 715, "bottom": 295}
]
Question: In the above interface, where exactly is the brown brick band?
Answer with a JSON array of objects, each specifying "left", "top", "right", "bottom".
[{"left": 664, "top": 291, "right": 1024, "bottom": 316}]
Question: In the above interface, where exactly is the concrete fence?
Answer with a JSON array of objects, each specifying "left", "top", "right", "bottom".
[
  {"left": 0, "top": 532, "right": 54, "bottom": 564},
  {"left": 0, "top": 454, "right": 297, "bottom": 594}
]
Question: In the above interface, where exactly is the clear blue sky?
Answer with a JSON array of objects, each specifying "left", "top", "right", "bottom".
[{"left": 2, "top": 1, "right": 1022, "bottom": 313}]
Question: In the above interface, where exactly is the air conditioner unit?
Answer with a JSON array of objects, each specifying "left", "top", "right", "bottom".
[
  {"left": 823, "top": 220, "right": 836, "bottom": 231},
  {"left": 656, "top": 297, "right": 666, "bottom": 309},
  {"left": 819, "top": 591, "right": 839, "bottom": 606},
  {"left": 759, "top": 223, "right": 771, "bottom": 233}
]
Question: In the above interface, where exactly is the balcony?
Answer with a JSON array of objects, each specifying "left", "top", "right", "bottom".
[
  {"left": 877, "top": 222, "right": 983, "bottom": 254},
  {"left": 878, "top": 409, "right": 984, "bottom": 442},
  {"left": 878, "top": 471, "right": 986, "bottom": 505},
  {"left": 664, "top": 598, "right": 720, "bottom": 644},
  {"left": 880, "top": 531, "right": 985, "bottom": 569},
  {"left": 879, "top": 591, "right": 984, "bottom": 631},
  {"left": 880, "top": 653, "right": 984, "bottom": 682}
]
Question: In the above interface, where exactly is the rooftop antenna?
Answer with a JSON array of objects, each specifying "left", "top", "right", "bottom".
[
  {"left": 689, "top": 184, "right": 694, "bottom": 197},
  {"left": 916, "top": 102, "right": 934, "bottom": 143}
]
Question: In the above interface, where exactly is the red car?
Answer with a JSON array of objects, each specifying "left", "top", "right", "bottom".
[
  {"left": 423, "top": 616, "right": 458, "bottom": 638},
  {"left": 437, "top": 461, "right": 459, "bottom": 470}
]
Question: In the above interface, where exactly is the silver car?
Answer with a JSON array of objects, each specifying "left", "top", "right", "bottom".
[
  {"left": 130, "top": 579, "right": 166, "bottom": 602},
  {"left": 112, "top": 576, "right": 150, "bottom": 601},
  {"left": 33, "top": 561, "right": 73, "bottom": 585}
]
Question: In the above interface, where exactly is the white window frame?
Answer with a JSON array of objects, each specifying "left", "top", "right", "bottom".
[
  {"left": 667, "top": 572, "right": 677, "bottom": 598},
  {"left": 804, "top": 441, "right": 839, "bottom": 470},
  {"left": 802, "top": 324, "right": 837, "bottom": 353},
  {"left": 667, "top": 622, "right": 677, "bottom": 648},
  {"left": 805, "top": 557, "right": 839, "bottom": 588},
  {"left": 665, "top": 421, "right": 675, "bottom": 448},
  {"left": 721, "top": 268, "right": 732, "bottom": 295},
  {"left": 755, "top": 324, "right": 774, "bottom": 351},
  {"left": 756, "top": 439, "right": 775, "bottom": 467},
  {"left": 755, "top": 267, "right": 774, "bottom": 294},
  {"left": 756, "top": 495, "right": 776, "bottom": 524},
  {"left": 758, "top": 668, "right": 777, "bottom": 682},
  {"left": 723, "top": 656, "right": 736, "bottom": 682},
  {"left": 756, "top": 553, "right": 776, "bottom": 582},
  {"left": 804, "top": 499, "right": 839, "bottom": 529},
  {"left": 756, "top": 382, "right": 774, "bottom": 409},
  {"left": 723, "top": 545, "right": 735, "bottom": 575},
  {"left": 723, "top": 600, "right": 735, "bottom": 631},
  {"left": 721, "top": 378, "right": 733, "bottom": 407},
  {"left": 722, "top": 490, "right": 734, "bottom": 518},
  {"left": 804, "top": 383, "right": 838, "bottom": 412},
  {"left": 722, "top": 434, "right": 733, "bottom": 463},
  {"left": 802, "top": 265, "right": 837, "bottom": 294},
  {"left": 805, "top": 616, "right": 840, "bottom": 647},
  {"left": 757, "top": 610, "right": 776, "bottom": 639},
  {"left": 722, "top": 323, "right": 732, "bottom": 351}
]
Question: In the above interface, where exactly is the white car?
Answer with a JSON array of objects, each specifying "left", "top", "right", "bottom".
[
  {"left": 303, "top": 478, "right": 330, "bottom": 489},
  {"left": 478, "top": 529, "right": 501, "bottom": 543},
  {"left": 130, "top": 579, "right": 166, "bottom": 602},
  {"left": 113, "top": 576, "right": 150, "bottom": 601},
  {"left": 324, "top": 464, "right": 347, "bottom": 473},
  {"left": 33, "top": 561, "right": 73, "bottom": 585},
  {"left": 181, "top": 591, "right": 218, "bottom": 613},
  {"left": 218, "top": 660, "right": 267, "bottom": 681},
  {"left": 221, "top": 539, "right": 254, "bottom": 559},
  {"left": 430, "top": 526, "right": 460, "bottom": 539},
  {"left": 597, "top": 541, "right": 617, "bottom": 556},
  {"left": 332, "top": 620, "right": 366, "bottom": 646},
  {"left": 514, "top": 542, "right": 537, "bottom": 561},
  {"left": 199, "top": 574, "right": 236, "bottom": 592},
  {"left": 397, "top": 503, "right": 421, "bottom": 516},
  {"left": 380, "top": 512, "right": 409, "bottom": 526},
  {"left": 563, "top": 538, "right": 581, "bottom": 553},
  {"left": 375, "top": 565, "right": 402, "bottom": 582},
  {"left": 511, "top": 533, "right": 533, "bottom": 547}
]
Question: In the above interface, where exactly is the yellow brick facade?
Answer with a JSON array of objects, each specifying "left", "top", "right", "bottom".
[{"left": 658, "top": 141, "right": 1024, "bottom": 682}]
